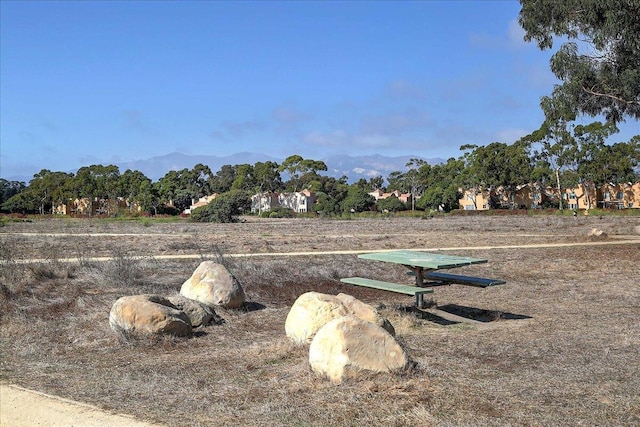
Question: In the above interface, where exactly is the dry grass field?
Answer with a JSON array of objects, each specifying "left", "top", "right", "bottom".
[{"left": 1, "top": 214, "right": 639, "bottom": 426}]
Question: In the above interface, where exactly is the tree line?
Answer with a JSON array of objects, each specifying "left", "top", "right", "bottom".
[{"left": 1, "top": 128, "right": 638, "bottom": 218}]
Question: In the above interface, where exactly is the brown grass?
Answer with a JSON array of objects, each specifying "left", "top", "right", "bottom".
[{"left": 1, "top": 215, "right": 639, "bottom": 426}]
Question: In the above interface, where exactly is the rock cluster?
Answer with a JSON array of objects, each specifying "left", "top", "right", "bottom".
[
  {"left": 285, "top": 291, "right": 409, "bottom": 383},
  {"left": 109, "top": 261, "right": 243, "bottom": 337}
]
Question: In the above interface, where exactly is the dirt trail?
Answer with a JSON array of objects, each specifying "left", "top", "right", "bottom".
[{"left": 0, "top": 384, "right": 162, "bottom": 427}]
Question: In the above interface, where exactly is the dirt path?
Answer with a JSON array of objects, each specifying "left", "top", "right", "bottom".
[{"left": 0, "top": 384, "right": 162, "bottom": 427}]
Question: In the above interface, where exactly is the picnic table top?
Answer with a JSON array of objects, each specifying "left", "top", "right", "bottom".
[{"left": 357, "top": 250, "right": 488, "bottom": 270}]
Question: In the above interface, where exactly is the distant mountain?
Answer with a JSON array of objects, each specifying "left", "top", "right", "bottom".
[
  {"left": 321, "top": 154, "right": 444, "bottom": 182},
  {"left": 117, "top": 152, "right": 445, "bottom": 183}
]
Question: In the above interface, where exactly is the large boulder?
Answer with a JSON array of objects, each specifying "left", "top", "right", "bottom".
[
  {"left": 309, "top": 316, "right": 409, "bottom": 383},
  {"left": 166, "top": 294, "right": 223, "bottom": 327},
  {"left": 109, "top": 294, "right": 192, "bottom": 336},
  {"left": 285, "top": 292, "right": 394, "bottom": 344},
  {"left": 180, "top": 261, "right": 246, "bottom": 309},
  {"left": 335, "top": 293, "right": 395, "bottom": 336},
  {"left": 285, "top": 292, "right": 348, "bottom": 344}
]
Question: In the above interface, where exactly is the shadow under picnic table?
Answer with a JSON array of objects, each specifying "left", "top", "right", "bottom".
[{"left": 402, "top": 304, "right": 532, "bottom": 325}]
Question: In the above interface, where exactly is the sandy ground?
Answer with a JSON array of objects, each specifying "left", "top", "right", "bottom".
[{"left": 0, "top": 384, "right": 162, "bottom": 427}]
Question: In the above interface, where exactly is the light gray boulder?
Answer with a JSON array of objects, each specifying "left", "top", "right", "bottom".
[
  {"left": 309, "top": 315, "right": 409, "bottom": 384},
  {"left": 180, "top": 261, "right": 246, "bottom": 309},
  {"left": 109, "top": 294, "right": 192, "bottom": 336}
]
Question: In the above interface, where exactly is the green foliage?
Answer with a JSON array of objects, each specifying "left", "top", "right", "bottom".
[
  {"left": 519, "top": 0, "right": 640, "bottom": 122},
  {"left": 191, "top": 190, "right": 251, "bottom": 223},
  {"left": 340, "top": 187, "right": 375, "bottom": 213},
  {"left": 261, "top": 207, "right": 294, "bottom": 218},
  {"left": 376, "top": 196, "right": 407, "bottom": 212},
  {"left": 279, "top": 155, "right": 328, "bottom": 191},
  {"left": 0, "top": 179, "right": 26, "bottom": 211}
]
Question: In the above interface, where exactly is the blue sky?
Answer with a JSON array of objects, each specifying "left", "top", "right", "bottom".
[{"left": 1, "top": 0, "right": 637, "bottom": 181}]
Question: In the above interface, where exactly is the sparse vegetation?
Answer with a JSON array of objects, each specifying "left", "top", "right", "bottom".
[{"left": 1, "top": 215, "right": 639, "bottom": 426}]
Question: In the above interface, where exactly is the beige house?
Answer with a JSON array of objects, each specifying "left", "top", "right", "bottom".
[
  {"left": 368, "top": 189, "right": 413, "bottom": 205},
  {"left": 598, "top": 182, "right": 640, "bottom": 209},
  {"left": 55, "top": 198, "right": 128, "bottom": 216},
  {"left": 459, "top": 181, "right": 640, "bottom": 211},
  {"left": 459, "top": 188, "right": 491, "bottom": 210},
  {"left": 183, "top": 194, "right": 218, "bottom": 215}
]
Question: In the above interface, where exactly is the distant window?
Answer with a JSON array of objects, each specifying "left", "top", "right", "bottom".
[
  {"left": 617, "top": 191, "right": 624, "bottom": 199},
  {"left": 569, "top": 193, "right": 577, "bottom": 200},
  {"left": 604, "top": 192, "right": 611, "bottom": 200},
  {"left": 465, "top": 205, "right": 475, "bottom": 210},
  {"left": 482, "top": 204, "right": 487, "bottom": 209},
  {"left": 466, "top": 194, "right": 474, "bottom": 201},
  {"left": 569, "top": 203, "right": 578, "bottom": 210}
]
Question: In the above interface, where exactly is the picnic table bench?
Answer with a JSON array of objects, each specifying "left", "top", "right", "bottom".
[{"left": 340, "top": 250, "right": 505, "bottom": 307}]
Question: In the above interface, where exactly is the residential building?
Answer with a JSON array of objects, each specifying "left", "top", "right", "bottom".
[
  {"left": 251, "top": 190, "right": 316, "bottom": 214},
  {"left": 183, "top": 194, "right": 218, "bottom": 215},
  {"left": 368, "top": 189, "right": 413, "bottom": 205}
]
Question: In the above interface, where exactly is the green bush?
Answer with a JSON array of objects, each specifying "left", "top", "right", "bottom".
[{"left": 191, "top": 191, "right": 251, "bottom": 223}]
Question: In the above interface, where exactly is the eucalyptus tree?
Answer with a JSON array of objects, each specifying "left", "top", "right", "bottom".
[
  {"left": 0, "top": 179, "right": 26, "bottom": 209},
  {"left": 519, "top": 0, "right": 640, "bottom": 123},
  {"left": 210, "top": 164, "right": 237, "bottom": 194},
  {"left": 416, "top": 158, "right": 464, "bottom": 212},
  {"left": 279, "top": 155, "right": 328, "bottom": 192},
  {"left": 231, "top": 164, "right": 256, "bottom": 192},
  {"left": 522, "top": 96, "right": 579, "bottom": 209},
  {"left": 192, "top": 163, "right": 215, "bottom": 198},
  {"left": 71, "top": 164, "right": 121, "bottom": 215},
  {"left": 118, "top": 169, "right": 152, "bottom": 213},
  {"left": 584, "top": 135, "right": 640, "bottom": 185},
  {"left": 253, "top": 161, "right": 283, "bottom": 193},
  {"left": 461, "top": 142, "right": 534, "bottom": 208},
  {"left": 155, "top": 168, "right": 194, "bottom": 212},
  {"left": 20, "top": 169, "right": 74, "bottom": 214},
  {"left": 310, "top": 175, "right": 349, "bottom": 215}
]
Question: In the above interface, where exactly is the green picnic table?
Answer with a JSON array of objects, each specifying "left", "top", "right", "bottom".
[{"left": 341, "top": 250, "right": 505, "bottom": 308}]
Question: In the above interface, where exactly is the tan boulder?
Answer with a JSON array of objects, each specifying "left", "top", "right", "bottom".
[
  {"left": 166, "top": 294, "right": 223, "bottom": 327},
  {"left": 285, "top": 292, "right": 348, "bottom": 344},
  {"left": 309, "top": 315, "right": 409, "bottom": 383},
  {"left": 180, "top": 261, "right": 246, "bottom": 309},
  {"left": 335, "top": 292, "right": 395, "bottom": 336},
  {"left": 109, "top": 294, "right": 192, "bottom": 336},
  {"left": 588, "top": 228, "right": 607, "bottom": 238}
]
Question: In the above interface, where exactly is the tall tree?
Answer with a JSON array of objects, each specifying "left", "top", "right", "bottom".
[
  {"left": 210, "top": 164, "right": 237, "bottom": 194},
  {"left": 118, "top": 169, "right": 152, "bottom": 213},
  {"left": 279, "top": 155, "right": 328, "bottom": 192},
  {"left": 519, "top": 0, "right": 640, "bottom": 123},
  {"left": 0, "top": 179, "right": 26, "bottom": 210},
  {"left": 253, "top": 161, "right": 283, "bottom": 193},
  {"left": 27, "top": 169, "right": 74, "bottom": 214},
  {"left": 231, "top": 164, "right": 256, "bottom": 192}
]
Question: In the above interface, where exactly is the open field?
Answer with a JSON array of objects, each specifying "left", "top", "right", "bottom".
[{"left": 1, "top": 215, "right": 639, "bottom": 426}]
